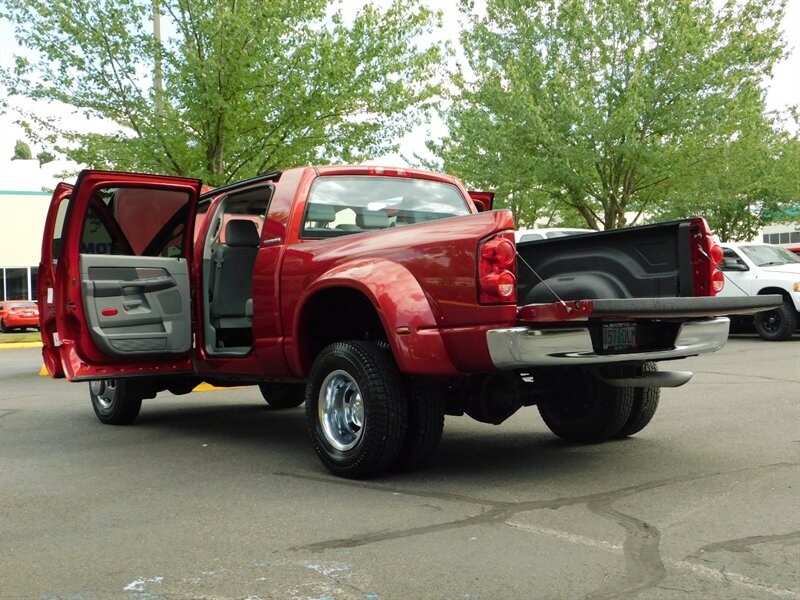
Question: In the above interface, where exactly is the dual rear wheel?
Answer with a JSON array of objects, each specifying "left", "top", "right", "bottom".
[{"left": 537, "top": 363, "right": 660, "bottom": 443}]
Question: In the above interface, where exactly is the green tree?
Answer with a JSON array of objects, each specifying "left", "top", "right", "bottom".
[
  {"left": 1, "top": 0, "right": 443, "bottom": 185},
  {"left": 430, "top": 0, "right": 789, "bottom": 230},
  {"left": 11, "top": 139, "right": 32, "bottom": 160},
  {"left": 36, "top": 150, "right": 55, "bottom": 166},
  {"left": 652, "top": 123, "right": 800, "bottom": 241}
]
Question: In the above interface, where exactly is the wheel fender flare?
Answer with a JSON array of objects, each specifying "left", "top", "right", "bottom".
[{"left": 292, "top": 258, "right": 458, "bottom": 376}]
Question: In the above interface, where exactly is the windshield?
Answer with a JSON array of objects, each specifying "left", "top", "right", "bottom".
[
  {"left": 8, "top": 302, "right": 37, "bottom": 308},
  {"left": 301, "top": 176, "right": 470, "bottom": 238},
  {"left": 739, "top": 245, "right": 800, "bottom": 266}
]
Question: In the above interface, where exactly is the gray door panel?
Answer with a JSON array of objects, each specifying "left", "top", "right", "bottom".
[{"left": 80, "top": 255, "right": 192, "bottom": 357}]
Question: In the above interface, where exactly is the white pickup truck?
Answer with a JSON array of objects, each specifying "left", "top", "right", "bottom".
[{"left": 718, "top": 243, "right": 800, "bottom": 340}]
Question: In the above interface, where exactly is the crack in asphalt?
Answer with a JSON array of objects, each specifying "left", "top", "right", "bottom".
[
  {"left": 280, "top": 462, "right": 799, "bottom": 598},
  {"left": 692, "top": 370, "right": 800, "bottom": 385},
  {"left": 693, "top": 531, "right": 800, "bottom": 556},
  {"left": 585, "top": 503, "right": 665, "bottom": 599},
  {"left": 0, "top": 408, "right": 21, "bottom": 419},
  {"left": 275, "top": 471, "right": 510, "bottom": 508}
]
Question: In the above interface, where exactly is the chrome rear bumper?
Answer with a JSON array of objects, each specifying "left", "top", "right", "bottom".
[{"left": 486, "top": 317, "right": 730, "bottom": 369}]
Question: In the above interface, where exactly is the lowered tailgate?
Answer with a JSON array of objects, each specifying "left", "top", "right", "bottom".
[{"left": 486, "top": 295, "right": 782, "bottom": 369}]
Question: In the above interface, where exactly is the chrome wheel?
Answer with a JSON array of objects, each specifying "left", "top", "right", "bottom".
[
  {"left": 90, "top": 379, "right": 117, "bottom": 410},
  {"left": 305, "top": 341, "right": 408, "bottom": 478},
  {"left": 318, "top": 370, "right": 365, "bottom": 451},
  {"left": 89, "top": 379, "right": 141, "bottom": 425}
]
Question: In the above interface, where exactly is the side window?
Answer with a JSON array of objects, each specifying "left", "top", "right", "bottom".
[
  {"left": 208, "top": 186, "right": 271, "bottom": 248},
  {"left": 80, "top": 187, "right": 192, "bottom": 257},
  {"left": 51, "top": 196, "right": 71, "bottom": 262}
]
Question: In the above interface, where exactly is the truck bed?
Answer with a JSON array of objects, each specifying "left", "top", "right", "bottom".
[{"left": 516, "top": 220, "right": 700, "bottom": 305}]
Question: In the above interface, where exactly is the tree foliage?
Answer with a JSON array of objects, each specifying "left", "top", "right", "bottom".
[
  {"left": 36, "top": 150, "right": 55, "bottom": 166},
  {"left": 1, "top": 0, "right": 444, "bottom": 185},
  {"left": 652, "top": 120, "right": 800, "bottom": 241},
  {"left": 12, "top": 139, "right": 32, "bottom": 160},
  {"left": 430, "top": 0, "right": 792, "bottom": 230}
]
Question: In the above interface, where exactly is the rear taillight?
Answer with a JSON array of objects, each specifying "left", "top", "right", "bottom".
[
  {"left": 689, "top": 218, "right": 724, "bottom": 296},
  {"left": 478, "top": 233, "right": 517, "bottom": 304}
]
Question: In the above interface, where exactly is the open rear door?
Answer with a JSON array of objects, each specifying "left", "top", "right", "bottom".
[{"left": 42, "top": 170, "right": 202, "bottom": 381}]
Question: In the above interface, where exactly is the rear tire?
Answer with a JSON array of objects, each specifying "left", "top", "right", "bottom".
[
  {"left": 393, "top": 378, "right": 445, "bottom": 471},
  {"left": 538, "top": 370, "right": 633, "bottom": 443},
  {"left": 305, "top": 341, "right": 407, "bottom": 479},
  {"left": 259, "top": 382, "right": 305, "bottom": 409},
  {"left": 89, "top": 379, "right": 142, "bottom": 425},
  {"left": 615, "top": 362, "right": 660, "bottom": 438},
  {"left": 754, "top": 299, "right": 797, "bottom": 341}
]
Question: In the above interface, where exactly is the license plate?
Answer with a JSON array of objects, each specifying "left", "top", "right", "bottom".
[
  {"left": 23, "top": 312, "right": 33, "bottom": 316},
  {"left": 602, "top": 323, "right": 637, "bottom": 351}
]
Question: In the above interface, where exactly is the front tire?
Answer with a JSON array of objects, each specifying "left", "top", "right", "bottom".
[
  {"left": 754, "top": 299, "right": 797, "bottom": 341},
  {"left": 305, "top": 341, "right": 407, "bottom": 479},
  {"left": 0, "top": 320, "right": 9, "bottom": 333},
  {"left": 259, "top": 382, "right": 305, "bottom": 409},
  {"left": 89, "top": 379, "right": 142, "bottom": 425},
  {"left": 538, "top": 370, "right": 633, "bottom": 443}
]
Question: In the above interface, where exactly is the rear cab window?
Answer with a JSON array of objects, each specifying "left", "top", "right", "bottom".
[{"left": 301, "top": 176, "right": 471, "bottom": 239}]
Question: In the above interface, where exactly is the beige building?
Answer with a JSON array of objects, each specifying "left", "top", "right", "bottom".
[
  {"left": 0, "top": 156, "right": 75, "bottom": 301},
  {"left": 0, "top": 190, "right": 51, "bottom": 300}
]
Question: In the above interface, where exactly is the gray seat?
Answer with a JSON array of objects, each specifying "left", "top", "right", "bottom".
[
  {"left": 211, "top": 219, "right": 260, "bottom": 328},
  {"left": 356, "top": 211, "right": 390, "bottom": 229}
]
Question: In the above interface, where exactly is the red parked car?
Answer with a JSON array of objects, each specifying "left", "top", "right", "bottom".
[{"left": 0, "top": 301, "right": 40, "bottom": 332}]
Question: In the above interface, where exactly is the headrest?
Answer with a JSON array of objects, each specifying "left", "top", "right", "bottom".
[
  {"left": 305, "top": 203, "right": 337, "bottom": 223},
  {"left": 356, "top": 211, "right": 390, "bottom": 229},
  {"left": 225, "top": 219, "right": 260, "bottom": 247}
]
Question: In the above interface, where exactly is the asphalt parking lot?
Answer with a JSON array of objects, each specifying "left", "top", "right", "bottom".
[{"left": 1, "top": 335, "right": 798, "bottom": 600}]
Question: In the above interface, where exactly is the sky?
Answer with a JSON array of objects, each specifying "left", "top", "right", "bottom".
[{"left": 0, "top": 0, "right": 798, "bottom": 189}]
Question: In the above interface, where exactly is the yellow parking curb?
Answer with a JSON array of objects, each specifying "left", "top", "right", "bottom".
[
  {"left": 0, "top": 342, "right": 43, "bottom": 350},
  {"left": 39, "top": 365, "right": 48, "bottom": 376},
  {"left": 193, "top": 383, "right": 248, "bottom": 392}
]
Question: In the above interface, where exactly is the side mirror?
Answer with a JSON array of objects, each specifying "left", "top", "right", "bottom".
[
  {"left": 468, "top": 191, "right": 495, "bottom": 212},
  {"left": 720, "top": 257, "right": 748, "bottom": 271},
  {"left": 471, "top": 198, "right": 487, "bottom": 212}
]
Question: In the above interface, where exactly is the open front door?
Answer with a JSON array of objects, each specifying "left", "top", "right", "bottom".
[
  {"left": 39, "top": 182, "right": 73, "bottom": 378},
  {"left": 43, "top": 170, "right": 202, "bottom": 381}
]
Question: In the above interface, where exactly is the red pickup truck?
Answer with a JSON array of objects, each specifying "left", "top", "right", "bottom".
[{"left": 38, "top": 166, "right": 779, "bottom": 478}]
